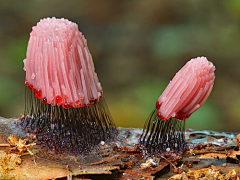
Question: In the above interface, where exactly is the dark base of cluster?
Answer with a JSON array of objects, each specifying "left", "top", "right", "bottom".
[
  {"left": 139, "top": 108, "right": 186, "bottom": 156},
  {"left": 18, "top": 88, "right": 116, "bottom": 155}
]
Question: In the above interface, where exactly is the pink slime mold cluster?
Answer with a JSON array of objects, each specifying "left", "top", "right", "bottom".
[
  {"left": 156, "top": 57, "right": 215, "bottom": 121},
  {"left": 23, "top": 17, "right": 102, "bottom": 109}
]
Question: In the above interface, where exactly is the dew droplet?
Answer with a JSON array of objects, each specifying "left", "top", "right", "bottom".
[
  {"left": 100, "top": 141, "right": 105, "bottom": 146},
  {"left": 75, "top": 100, "right": 81, "bottom": 105},
  {"left": 41, "top": 97, "right": 47, "bottom": 104},
  {"left": 172, "top": 112, "right": 176, "bottom": 117},
  {"left": 78, "top": 92, "right": 84, "bottom": 99},
  {"left": 31, "top": 73, "right": 35, "bottom": 80},
  {"left": 56, "top": 96, "right": 63, "bottom": 106},
  {"left": 156, "top": 101, "right": 161, "bottom": 109},
  {"left": 34, "top": 90, "right": 42, "bottom": 99},
  {"left": 161, "top": 96, "right": 166, "bottom": 101},
  {"left": 62, "top": 102, "right": 73, "bottom": 109}
]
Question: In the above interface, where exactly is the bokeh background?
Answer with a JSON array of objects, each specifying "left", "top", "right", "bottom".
[{"left": 0, "top": 0, "right": 240, "bottom": 132}]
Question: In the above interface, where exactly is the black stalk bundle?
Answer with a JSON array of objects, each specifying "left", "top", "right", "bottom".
[
  {"left": 19, "top": 87, "right": 116, "bottom": 154},
  {"left": 139, "top": 108, "right": 186, "bottom": 156}
]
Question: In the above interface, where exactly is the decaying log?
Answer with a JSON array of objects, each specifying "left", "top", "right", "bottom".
[{"left": 0, "top": 117, "right": 239, "bottom": 180}]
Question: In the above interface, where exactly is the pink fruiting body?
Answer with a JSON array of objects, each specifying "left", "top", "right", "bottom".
[
  {"left": 139, "top": 56, "right": 215, "bottom": 156},
  {"left": 156, "top": 57, "right": 215, "bottom": 121},
  {"left": 20, "top": 17, "right": 116, "bottom": 154},
  {"left": 23, "top": 17, "right": 102, "bottom": 109}
]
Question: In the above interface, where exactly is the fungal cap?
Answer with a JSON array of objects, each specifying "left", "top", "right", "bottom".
[
  {"left": 156, "top": 57, "right": 215, "bottom": 121},
  {"left": 23, "top": 17, "right": 102, "bottom": 109}
]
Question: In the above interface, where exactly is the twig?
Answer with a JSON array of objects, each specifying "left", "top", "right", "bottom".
[{"left": 90, "top": 155, "right": 121, "bottom": 165}]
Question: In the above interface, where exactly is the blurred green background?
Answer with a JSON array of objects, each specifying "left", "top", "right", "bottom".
[{"left": 0, "top": 0, "right": 240, "bottom": 132}]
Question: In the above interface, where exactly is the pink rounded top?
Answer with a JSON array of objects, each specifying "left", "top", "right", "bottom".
[
  {"left": 156, "top": 57, "right": 215, "bottom": 121},
  {"left": 23, "top": 17, "right": 102, "bottom": 108}
]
